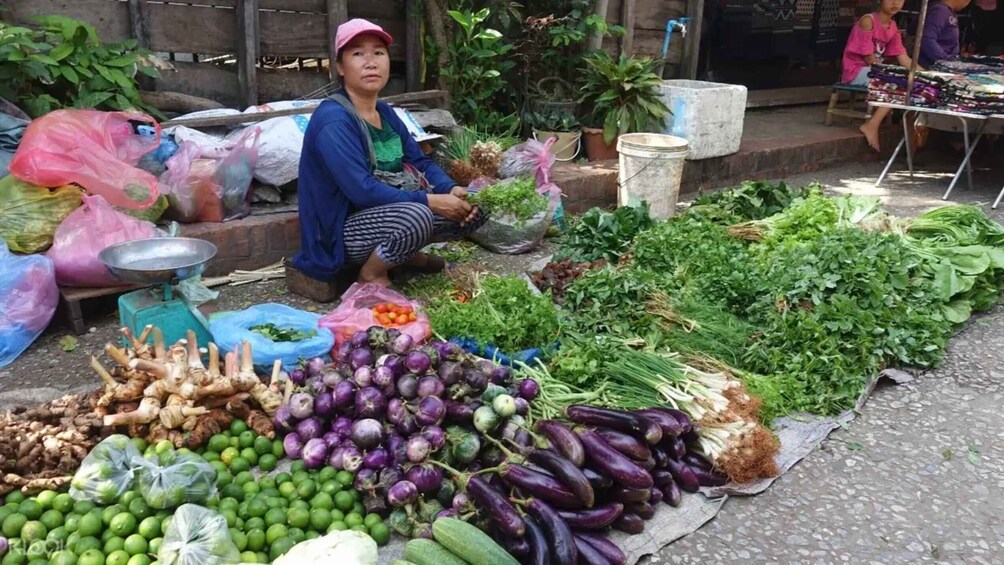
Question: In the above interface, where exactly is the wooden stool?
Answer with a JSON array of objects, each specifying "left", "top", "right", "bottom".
[
  {"left": 825, "top": 84, "right": 871, "bottom": 126},
  {"left": 60, "top": 284, "right": 144, "bottom": 334},
  {"left": 284, "top": 260, "right": 359, "bottom": 303}
]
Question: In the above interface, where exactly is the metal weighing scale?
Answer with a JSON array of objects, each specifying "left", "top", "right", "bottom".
[{"left": 99, "top": 237, "right": 218, "bottom": 347}]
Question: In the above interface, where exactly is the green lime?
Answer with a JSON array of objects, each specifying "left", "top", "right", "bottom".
[
  {"left": 207, "top": 434, "right": 229, "bottom": 453},
  {"left": 148, "top": 536, "right": 162, "bottom": 555},
  {"left": 344, "top": 513, "right": 363, "bottom": 528},
  {"left": 250, "top": 436, "right": 269, "bottom": 457},
  {"left": 63, "top": 514, "right": 80, "bottom": 534},
  {"left": 102, "top": 528, "right": 117, "bottom": 543},
  {"left": 237, "top": 502, "right": 249, "bottom": 520},
  {"left": 350, "top": 524, "right": 368, "bottom": 533},
  {"left": 220, "top": 509, "right": 237, "bottom": 528},
  {"left": 220, "top": 484, "right": 243, "bottom": 502},
  {"left": 351, "top": 502, "right": 364, "bottom": 516},
  {"left": 73, "top": 501, "right": 95, "bottom": 515},
  {"left": 75, "top": 535, "right": 103, "bottom": 555},
  {"left": 295, "top": 480, "right": 316, "bottom": 500},
  {"left": 126, "top": 556, "right": 150, "bottom": 565},
  {"left": 3, "top": 512, "right": 27, "bottom": 537},
  {"left": 349, "top": 489, "right": 360, "bottom": 502},
  {"left": 218, "top": 498, "right": 239, "bottom": 513},
  {"left": 290, "top": 471, "right": 310, "bottom": 485},
  {"left": 278, "top": 482, "right": 297, "bottom": 500},
  {"left": 317, "top": 467, "right": 337, "bottom": 483},
  {"left": 229, "top": 437, "right": 240, "bottom": 449},
  {"left": 308, "top": 508, "right": 332, "bottom": 532},
  {"left": 130, "top": 437, "right": 148, "bottom": 453},
  {"left": 137, "top": 516, "right": 161, "bottom": 540},
  {"left": 305, "top": 530, "right": 320, "bottom": 540},
  {"left": 245, "top": 528, "right": 265, "bottom": 552},
  {"left": 260, "top": 488, "right": 280, "bottom": 500},
  {"left": 269, "top": 537, "right": 296, "bottom": 562},
  {"left": 39, "top": 509, "right": 63, "bottom": 530},
  {"left": 238, "top": 431, "right": 255, "bottom": 450},
  {"left": 246, "top": 499, "right": 267, "bottom": 519},
  {"left": 264, "top": 508, "right": 285, "bottom": 527},
  {"left": 368, "top": 522, "right": 390, "bottom": 546},
  {"left": 120, "top": 491, "right": 138, "bottom": 506},
  {"left": 257, "top": 454, "right": 277, "bottom": 472},
  {"left": 244, "top": 517, "right": 265, "bottom": 531},
  {"left": 202, "top": 451, "right": 221, "bottom": 463},
  {"left": 219, "top": 447, "right": 240, "bottom": 467},
  {"left": 102, "top": 505, "right": 125, "bottom": 526},
  {"left": 106, "top": 549, "right": 130, "bottom": 565},
  {"left": 21, "top": 520, "right": 47, "bottom": 543},
  {"left": 363, "top": 513, "right": 383, "bottom": 529},
  {"left": 265, "top": 523, "right": 288, "bottom": 545},
  {"left": 289, "top": 500, "right": 309, "bottom": 513},
  {"left": 160, "top": 516, "right": 172, "bottom": 536},
  {"left": 241, "top": 482, "right": 260, "bottom": 498},
  {"left": 239, "top": 551, "right": 258, "bottom": 563},
  {"left": 287, "top": 527, "right": 305, "bottom": 543},
  {"left": 228, "top": 528, "right": 247, "bottom": 552},
  {"left": 320, "top": 480, "right": 341, "bottom": 496},
  {"left": 35, "top": 490, "right": 57, "bottom": 510},
  {"left": 255, "top": 552, "right": 268, "bottom": 564},
  {"left": 335, "top": 471, "right": 354, "bottom": 487},
  {"left": 48, "top": 525, "right": 70, "bottom": 543},
  {"left": 127, "top": 499, "right": 151, "bottom": 521},
  {"left": 104, "top": 535, "right": 125, "bottom": 554},
  {"left": 154, "top": 440, "right": 173, "bottom": 455},
  {"left": 229, "top": 420, "right": 248, "bottom": 436},
  {"left": 51, "top": 494, "right": 74, "bottom": 515},
  {"left": 285, "top": 508, "right": 309, "bottom": 530},
  {"left": 309, "top": 492, "right": 333, "bottom": 512},
  {"left": 49, "top": 550, "right": 78, "bottom": 565},
  {"left": 289, "top": 460, "right": 306, "bottom": 474},
  {"left": 235, "top": 516, "right": 245, "bottom": 530},
  {"left": 109, "top": 513, "right": 137, "bottom": 537},
  {"left": 330, "top": 509, "right": 344, "bottom": 523},
  {"left": 327, "top": 521, "right": 348, "bottom": 533},
  {"left": 333, "top": 491, "right": 354, "bottom": 512},
  {"left": 274, "top": 472, "right": 292, "bottom": 485},
  {"left": 123, "top": 534, "right": 147, "bottom": 556},
  {"left": 77, "top": 513, "right": 102, "bottom": 538},
  {"left": 0, "top": 506, "right": 12, "bottom": 525},
  {"left": 215, "top": 470, "right": 233, "bottom": 488},
  {"left": 18, "top": 500, "right": 43, "bottom": 521},
  {"left": 4, "top": 492, "right": 25, "bottom": 504}
]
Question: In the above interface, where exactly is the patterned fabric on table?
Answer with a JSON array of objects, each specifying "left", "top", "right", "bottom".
[{"left": 942, "top": 73, "right": 1004, "bottom": 114}]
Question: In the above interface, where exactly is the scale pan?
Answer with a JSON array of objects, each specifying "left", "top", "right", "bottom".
[{"left": 99, "top": 237, "right": 217, "bottom": 285}]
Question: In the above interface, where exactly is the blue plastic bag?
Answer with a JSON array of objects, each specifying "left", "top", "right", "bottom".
[
  {"left": 448, "top": 337, "right": 554, "bottom": 367},
  {"left": 209, "top": 303, "right": 334, "bottom": 368},
  {"left": 0, "top": 241, "right": 58, "bottom": 367}
]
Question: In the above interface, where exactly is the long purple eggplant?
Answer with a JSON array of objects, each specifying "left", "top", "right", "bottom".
[
  {"left": 624, "top": 501, "right": 655, "bottom": 520},
  {"left": 577, "top": 533, "right": 627, "bottom": 565},
  {"left": 613, "top": 512, "right": 645, "bottom": 534},
  {"left": 502, "top": 535, "right": 530, "bottom": 558},
  {"left": 683, "top": 452, "right": 713, "bottom": 471},
  {"left": 639, "top": 456, "right": 656, "bottom": 471},
  {"left": 536, "top": 419, "right": 586, "bottom": 467},
  {"left": 595, "top": 428, "right": 652, "bottom": 461},
  {"left": 465, "top": 475, "right": 525, "bottom": 536},
  {"left": 650, "top": 469, "right": 674, "bottom": 487},
  {"left": 634, "top": 408, "right": 685, "bottom": 438},
  {"left": 666, "top": 459, "right": 700, "bottom": 493},
  {"left": 651, "top": 446, "right": 669, "bottom": 469},
  {"left": 576, "top": 428, "right": 654, "bottom": 490},
  {"left": 689, "top": 464, "right": 729, "bottom": 487},
  {"left": 566, "top": 405, "right": 661, "bottom": 445},
  {"left": 573, "top": 535, "right": 612, "bottom": 565},
  {"left": 500, "top": 464, "right": 583, "bottom": 510},
  {"left": 523, "top": 514, "right": 550, "bottom": 565},
  {"left": 556, "top": 502, "right": 623, "bottom": 530},
  {"left": 662, "top": 480, "right": 683, "bottom": 507},
  {"left": 527, "top": 449, "right": 595, "bottom": 508},
  {"left": 654, "top": 407, "right": 693, "bottom": 434},
  {"left": 611, "top": 486, "right": 651, "bottom": 504},
  {"left": 583, "top": 467, "right": 613, "bottom": 490},
  {"left": 669, "top": 436, "right": 687, "bottom": 460},
  {"left": 649, "top": 487, "right": 664, "bottom": 505},
  {"left": 527, "top": 498, "right": 577, "bottom": 565}
]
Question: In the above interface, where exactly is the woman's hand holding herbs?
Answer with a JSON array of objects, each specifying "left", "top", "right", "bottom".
[{"left": 429, "top": 193, "right": 474, "bottom": 225}]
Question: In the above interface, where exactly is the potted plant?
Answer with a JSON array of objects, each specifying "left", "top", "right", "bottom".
[
  {"left": 577, "top": 52, "right": 670, "bottom": 161},
  {"left": 526, "top": 108, "right": 581, "bottom": 161}
]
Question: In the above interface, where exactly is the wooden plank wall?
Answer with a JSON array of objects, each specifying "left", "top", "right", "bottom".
[
  {"left": 2, "top": 0, "right": 410, "bottom": 108},
  {"left": 604, "top": 0, "right": 688, "bottom": 65}
]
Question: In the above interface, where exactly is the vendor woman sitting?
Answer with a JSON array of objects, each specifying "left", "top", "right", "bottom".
[
  {"left": 843, "top": 0, "right": 918, "bottom": 151},
  {"left": 293, "top": 19, "right": 486, "bottom": 288}
]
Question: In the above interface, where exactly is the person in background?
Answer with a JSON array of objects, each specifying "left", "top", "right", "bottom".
[
  {"left": 919, "top": 0, "right": 973, "bottom": 67},
  {"left": 843, "top": 0, "right": 917, "bottom": 151},
  {"left": 293, "top": 19, "right": 485, "bottom": 288}
]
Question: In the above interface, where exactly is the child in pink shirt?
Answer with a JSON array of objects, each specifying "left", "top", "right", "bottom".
[{"left": 840, "top": 0, "right": 918, "bottom": 151}]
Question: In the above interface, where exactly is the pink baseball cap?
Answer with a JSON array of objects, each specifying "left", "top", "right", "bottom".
[{"left": 335, "top": 19, "right": 394, "bottom": 56}]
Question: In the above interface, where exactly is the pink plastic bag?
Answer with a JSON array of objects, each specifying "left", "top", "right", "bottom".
[
  {"left": 319, "top": 283, "right": 432, "bottom": 348},
  {"left": 46, "top": 195, "right": 159, "bottom": 287},
  {"left": 9, "top": 109, "right": 161, "bottom": 210},
  {"left": 498, "top": 137, "right": 557, "bottom": 183}
]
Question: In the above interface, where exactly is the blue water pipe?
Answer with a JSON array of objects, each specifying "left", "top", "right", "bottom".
[{"left": 657, "top": 17, "right": 692, "bottom": 78}]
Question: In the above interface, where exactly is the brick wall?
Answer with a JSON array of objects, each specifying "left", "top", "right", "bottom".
[{"left": 181, "top": 212, "right": 300, "bottom": 277}]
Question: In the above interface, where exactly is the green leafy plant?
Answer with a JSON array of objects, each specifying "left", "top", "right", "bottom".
[
  {"left": 555, "top": 201, "right": 655, "bottom": 262},
  {"left": 469, "top": 177, "right": 548, "bottom": 223},
  {"left": 0, "top": 16, "right": 161, "bottom": 118},
  {"left": 690, "top": 180, "right": 811, "bottom": 223},
  {"left": 441, "top": 7, "right": 518, "bottom": 135},
  {"left": 517, "top": 2, "right": 624, "bottom": 86},
  {"left": 577, "top": 51, "right": 669, "bottom": 144},
  {"left": 525, "top": 108, "right": 580, "bottom": 132}
]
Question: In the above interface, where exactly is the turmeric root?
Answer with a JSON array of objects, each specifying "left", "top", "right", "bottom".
[
  {"left": 245, "top": 410, "right": 275, "bottom": 439},
  {"left": 185, "top": 409, "right": 233, "bottom": 448},
  {"left": 1, "top": 474, "right": 72, "bottom": 496}
]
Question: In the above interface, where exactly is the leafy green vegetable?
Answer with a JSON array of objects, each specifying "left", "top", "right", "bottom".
[
  {"left": 426, "top": 275, "right": 560, "bottom": 353},
  {"left": 249, "top": 323, "right": 317, "bottom": 343},
  {"left": 690, "top": 180, "right": 809, "bottom": 222},
  {"left": 555, "top": 201, "right": 656, "bottom": 263},
  {"left": 469, "top": 177, "right": 547, "bottom": 223}
]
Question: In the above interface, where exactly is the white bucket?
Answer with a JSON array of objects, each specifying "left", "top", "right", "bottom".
[{"left": 616, "top": 133, "right": 689, "bottom": 220}]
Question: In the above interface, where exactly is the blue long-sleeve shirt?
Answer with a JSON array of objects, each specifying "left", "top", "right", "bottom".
[
  {"left": 292, "top": 95, "right": 456, "bottom": 280},
  {"left": 919, "top": 2, "right": 960, "bottom": 67}
]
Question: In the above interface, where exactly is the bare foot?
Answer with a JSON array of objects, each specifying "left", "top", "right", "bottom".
[
  {"left": 859, "top": 123, "right": 881, "bottom": 152},
  {"left": 357, "top": 273, "right": 392, "bottom": 287}
]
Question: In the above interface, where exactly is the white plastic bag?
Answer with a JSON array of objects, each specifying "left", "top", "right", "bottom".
[
  {"left": 134, "top": 451, "right": 218, "bottom": 509},
  {"left": 69, "top": 434, "right": 141, "bottom": 504},
  {"left": 272, "top": 530, "right": 377, "bottom": 565},
  {"left": 238, "top": 100, "right": 317, "bottom": 187},
  {"left": 159, "top": 504, "right": 242, "bottom": 565}
]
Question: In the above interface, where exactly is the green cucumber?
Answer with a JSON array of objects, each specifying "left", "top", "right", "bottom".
[
  {"left": 432, "top": 517, "right": 519, "bottom": 565},
  {"left": 403, "top": 538, "right": 469, "bottom": 565}
]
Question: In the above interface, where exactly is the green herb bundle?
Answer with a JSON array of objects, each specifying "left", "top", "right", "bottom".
[
  {"left": 690, "top": 180, "right": 809, "bottom": 222},
  {"left": 426, "top": 275, "right": 560, "bottom": 353},
  {"left": 249, "top": 323, "right": 316, "bottom": 342},
  {"left": 469, "top": 177, "right": 548, "bottom": 223},
  {"left": 555, "top": 202, "right": 656, "bottom": 263}
]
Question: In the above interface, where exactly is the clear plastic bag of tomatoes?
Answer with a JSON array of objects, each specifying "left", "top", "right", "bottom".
[{"left": 319, "top": 282, "right": 431, "bottom": 348}]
